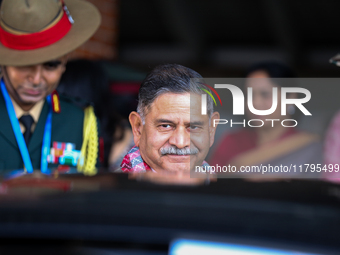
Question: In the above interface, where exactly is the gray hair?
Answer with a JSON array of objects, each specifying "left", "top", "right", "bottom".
[{"left": 137, "top": 64, "right": 214, "bottom": 122}]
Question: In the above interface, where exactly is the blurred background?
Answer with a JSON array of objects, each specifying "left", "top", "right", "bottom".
[
  {"left": 54, "top": 0, "right": 340, "bottom": 123},
  {"left": 74, "top": 0, "right": 340, "bottom": 77},
  {"left": 1, "top": 2, "right": 340, "bottom": 253}
]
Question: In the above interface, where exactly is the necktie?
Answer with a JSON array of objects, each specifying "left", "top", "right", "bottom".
[{"left": 19, "top": 115, "right": 34, "bottom": 145}]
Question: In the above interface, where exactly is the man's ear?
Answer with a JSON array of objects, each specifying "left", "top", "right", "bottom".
[
  {"left": 129, "top": 111, "right": 144, "bottom": 147},
  {"left": 209, "top": 111, "right": 220, "bottom": 147}
]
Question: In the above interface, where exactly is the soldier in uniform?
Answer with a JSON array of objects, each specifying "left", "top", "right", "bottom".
[{"left": 0, "top": 0, "right": 101, "bottom": 175}]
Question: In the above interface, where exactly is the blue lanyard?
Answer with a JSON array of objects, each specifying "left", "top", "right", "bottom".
[{"left": 1, "top": 79, "right": 52, "bottom": 174}]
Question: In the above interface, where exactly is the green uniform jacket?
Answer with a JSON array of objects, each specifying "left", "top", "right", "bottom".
[{"left": 0, "top": 89, "right": 89, "bottom": 172}]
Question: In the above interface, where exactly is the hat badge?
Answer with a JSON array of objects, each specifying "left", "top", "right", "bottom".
[{"left": 63, "top": 4, "right": 74, "bottom": 24}]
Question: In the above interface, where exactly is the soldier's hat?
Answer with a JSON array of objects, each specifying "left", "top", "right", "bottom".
[{"left": 0, "top": 0, "right": 101, "bottom": 66}]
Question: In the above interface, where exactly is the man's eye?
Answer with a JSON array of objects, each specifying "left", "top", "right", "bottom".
[
  {"left": 43, "top": 61, "right": 62, "bottom": 69},
  {"left": 161, "top": 124, "right": 171, "bottom": 128},
  {"left": 158, "top": 124, "right": 173, "bottom": 131},
  {"left": 189, "top": 125, "right": 201, "bottom": 131}
]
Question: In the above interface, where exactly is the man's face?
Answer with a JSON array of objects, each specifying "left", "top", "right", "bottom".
[
  {"left": 130, "top": 92, "right": 219, "bottom": 174},
  {"left": 2, "top": 57, "right": 67, "bottom": 110}
]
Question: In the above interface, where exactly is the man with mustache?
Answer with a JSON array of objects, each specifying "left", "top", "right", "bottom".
[
  {"left": 120, "top": 64, "right": 220, "bottom": 175},
  {"left": 0, "top": 0, "right": 101, "bottom": 175}
]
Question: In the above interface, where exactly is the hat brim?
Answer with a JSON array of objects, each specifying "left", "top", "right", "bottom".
[{"left": 0, "top": 0, "right": 101, "bottom": 66}]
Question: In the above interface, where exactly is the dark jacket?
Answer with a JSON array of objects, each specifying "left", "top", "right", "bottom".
[{"left": 0, "top": 89, "right": 96, "bottom": 172}]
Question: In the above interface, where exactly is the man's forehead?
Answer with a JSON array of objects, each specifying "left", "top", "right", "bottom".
[
  {"left": 5, "top": 56, "right": 67, "bottom": 68},
  {"left": 145, "top": 92, "right": 209, "bottom": 123}
]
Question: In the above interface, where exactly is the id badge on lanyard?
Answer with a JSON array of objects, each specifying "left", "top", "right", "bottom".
[{"left": 0, "top": 79, "right": 52, "bottom": 174}]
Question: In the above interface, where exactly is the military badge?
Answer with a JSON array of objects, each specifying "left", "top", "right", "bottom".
[{"left": 47, "top": 142, "right": 81, "bottom": 167}]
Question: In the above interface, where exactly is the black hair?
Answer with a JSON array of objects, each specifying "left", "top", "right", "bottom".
[
  {"left": 245, "top": 61, "right": 296, "bottom": 79},
  {"left": 245, "top": 61, "right": 296, "bottom": 88}
]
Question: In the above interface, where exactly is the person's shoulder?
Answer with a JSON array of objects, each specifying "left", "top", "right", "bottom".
[
  {"left": 52, "top": 95, "right": 87, "bottom": 126},
  {"left": 293, "top": 130, "right": 320, "bottom": 143},
  {"left": 58, "top": 95, "right": 87, "bottom": 115},
  {"left": 328, "top": 110, "right": 340, "bottom": 128}
]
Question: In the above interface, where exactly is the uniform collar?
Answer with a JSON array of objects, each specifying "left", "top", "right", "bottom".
[{"left": 10, "top": 95, "right": 44, "bottom": 123}]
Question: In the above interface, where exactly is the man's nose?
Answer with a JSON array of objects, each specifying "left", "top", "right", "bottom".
[
  {"left": 168, "top": 127, "right": 190, "bottom": 149},
  {"left": 29, "top": 65, "right": 43, "bottom": 85}
]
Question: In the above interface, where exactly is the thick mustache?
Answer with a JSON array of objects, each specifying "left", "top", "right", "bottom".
[{"left": 160, "top": 146, "right": 199, "bottom": 155}]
